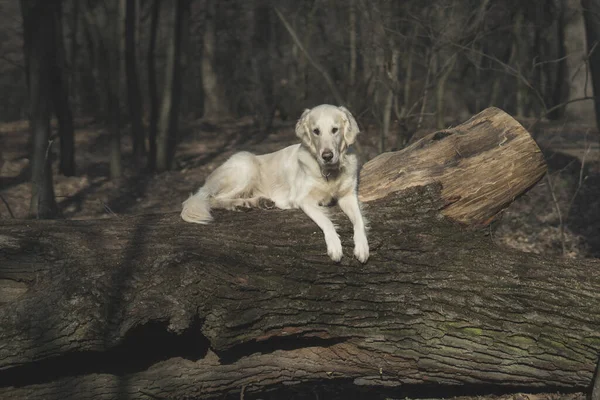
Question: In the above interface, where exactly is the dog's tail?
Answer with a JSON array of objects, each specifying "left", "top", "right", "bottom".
[{"left": 181, "top": 188, "right": 212, "bottom": 224}]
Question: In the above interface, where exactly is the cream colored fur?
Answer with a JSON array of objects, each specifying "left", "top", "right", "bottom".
[{"left": 181, "top": 104, "right": 369, "bottom": 263}]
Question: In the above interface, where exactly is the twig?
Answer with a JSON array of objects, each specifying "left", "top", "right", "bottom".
[{"left": 100, "top": 200, "right": 118, "bottom": 217}]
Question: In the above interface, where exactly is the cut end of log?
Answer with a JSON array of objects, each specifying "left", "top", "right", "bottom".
[{"left": 358, "top": 107, "right": 547, "bottom": 227}]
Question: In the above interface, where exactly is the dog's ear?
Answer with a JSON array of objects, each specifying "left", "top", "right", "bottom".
[
  {"left": 338, "top": 106, "right": 360, "bottom": 146},
  {"left": 295, "top": 108, "right": 312, "bottom": 146}
]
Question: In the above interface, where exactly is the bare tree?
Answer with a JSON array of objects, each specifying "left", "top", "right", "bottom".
[
  {"left": 582, "top": 0, "right": 600, "bottom": 131},
  {"left": 251, "top": 0, "right": 275, "bottom": 132},
  {"left": 82, "top": 0, "right": 122, "bottom": 179},
  {"left": 124, "top": 0, "right": 145, "bottom": 166},
  {"left": 20, "top": 0, "right": 60, "bottom": 218},
  {"left": 147, "top": 0, "right": 160, "bottom": 171},
  {"left": 201, "top": 0, "right": 230, "bottom": 121},
  {"left": 544, "top": 0, "right": 567, "bottom": 120},
  {"left": 68, "top": 0, "right": 79, "bottom": 105},
  {"left": 156, "top": 0, "right": 188, "bottom": 172},
  {"left": 52, "top": 1, "right": 76, "bottom": 177}
]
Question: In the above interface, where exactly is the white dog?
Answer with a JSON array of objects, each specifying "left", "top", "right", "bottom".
[{"left": 181, "top": 104, "right": 369, "bottom": 263}]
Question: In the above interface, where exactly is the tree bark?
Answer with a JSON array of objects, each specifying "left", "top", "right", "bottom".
[
  {"left": 381, "top": 47, "right": 399, "bottom": 153},
  {"left": 124, "top": 0, "right": 146, "bottom": 165},
  {"left": 360, "top": 107, "right": 546, "bottom": 227},
  {"left": 146, "top": 0, "right": 160, "bottom": 171},
  {"left": 3, "top": 108, "right": 596, "bottom": 400},
  {"left": 20, "top": 0, "right": 60, "bottom": 218},
  {"left": 68, "top": 0, "right": 79, "bottom": 106},
  {"left": 156, "top": 0, "right": 185, "bottom": 172},
  {"left": 251, "top": 0, "right": 275, "bottom": 133},
  {"left": 582, "top": 0, "right": 600, "bottom": 132},
  {"left": 52, "top": 1, "right": 76, "bottom": 177},
  {"left": 435, "top": 53, "right": 457, "bottom": 129},
  {"left": 82, "top": 1, "right": 123, "bottom": 179},
  {"left": 349, "top": 0, "right": 357, "bottom": 87},
  {"left": 201, "top": 0, "right": 231, "bottom": 121}
]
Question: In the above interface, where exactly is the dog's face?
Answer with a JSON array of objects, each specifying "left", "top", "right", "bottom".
[{"left": 295, "top": 105, "right": 360, "bottom": 170}]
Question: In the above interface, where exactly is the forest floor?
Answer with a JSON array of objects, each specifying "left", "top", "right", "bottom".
[{"left": 0, "top": 115, "right": 599, "bottom": 400}]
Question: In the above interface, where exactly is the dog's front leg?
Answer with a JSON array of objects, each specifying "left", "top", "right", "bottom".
[
  {"left": 300, "top": 203, "right": 343, "bottom": 262},
  {"left": 338, "top": 194, "right": 369, "bottom": 263}
]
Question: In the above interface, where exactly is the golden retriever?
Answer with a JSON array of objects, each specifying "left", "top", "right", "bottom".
[{"left": 181, "top": 104, "right": 369, "bottom": 263}]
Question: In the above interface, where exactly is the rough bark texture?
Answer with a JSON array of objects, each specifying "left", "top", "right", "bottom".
[
  {"left": 21, "top": 0, "right": 60, "bottom": 218},
  {"left": 1, "top": 108, "right": 597, "bottom": 399},
  {"left": 52, "top": 1, "right": 76, "bottom": 177},
  {"left": 359, "top": 107, "right": 547, "bottom": 227}
]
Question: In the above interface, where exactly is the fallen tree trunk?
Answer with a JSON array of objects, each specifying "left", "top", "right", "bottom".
[{"left": 1, "top": 108, "right": 598, "bottom": 399}]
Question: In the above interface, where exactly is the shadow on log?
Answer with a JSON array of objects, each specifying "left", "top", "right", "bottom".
[{"left": 0, "top": 108, "right": 599, "bottom": 399}]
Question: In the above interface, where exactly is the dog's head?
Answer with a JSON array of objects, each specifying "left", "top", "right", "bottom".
[{"left": 295, "top": 104, "right": 360, "bottom": 170}]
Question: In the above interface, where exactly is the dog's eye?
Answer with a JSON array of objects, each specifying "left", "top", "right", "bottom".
[
  {"left": 332, "top": 127, "right": 338, "bottom": 134},
  {"left": 313, "top": 128, "right": 320, "bottom": 136}
]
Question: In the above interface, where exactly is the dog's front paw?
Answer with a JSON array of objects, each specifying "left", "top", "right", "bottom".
[
  {"left": 257, "top": 197, "right": 276, "bottom": 209},
  {"left": 326, "top": 234, "right": 343, "bottom": 262},
  {"left": 354, "top": 235, "right": 369, "bottom": 263}
]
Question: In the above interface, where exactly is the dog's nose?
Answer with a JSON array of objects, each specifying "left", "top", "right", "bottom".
[{"left": 322, "top": 150, "right": 334, "bottom": 162}]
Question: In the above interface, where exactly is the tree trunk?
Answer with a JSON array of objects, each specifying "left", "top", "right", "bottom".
[
  {"left": 3, "top": 109, "right": 595, "bottom": 400},
  {"left": 360, "top": 107, "right": 546, "bottom": 226},
  {"left": 381, "top": 47, "right": 399, "bottom": 153},
  {"left": 251, "top": 0, "right": 275, "bottom": 133},
  {"left": 546, "top": 0, "right": 567, "bottom": 120},
  {"left": 20, "top": 0, "right": 59, "bottom": 219},
  {"left": 511, "top": 8, "right": 527, "bottom": 118},
  {"left": 156, "top": 0, "right": 184, "bottom": 172},
  {"left": 80, "top": 11, "right": 100, "bottom": 116},
  {"left": 124, "top": 0, "right": 145, "bottom": 166},
  {"left": 83, "top": 2, "right": 122, "bottom": 179},
  {"left": 68, "top": 0, "right": 79, "bottom": 107},
  {"left": 201, "top": 0, "right": 230, "bottom": 121},
  {"left": 435, "top": 53, "right": 457, "bottom": 129},
  {"left": 582, "top": 0, "right": 600, "bottom": 131},
  {"left": 146, "top": 0, "right": 160, "bottom": 172},
  {"left": 107, "top": 29, "right": 123, "bottom": 180},
  {"left": 349, "top": 0, "right": 357, "bottom": 87},
  {"left": 52, "top": 1, "right": 76, "bottom": 177}
]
